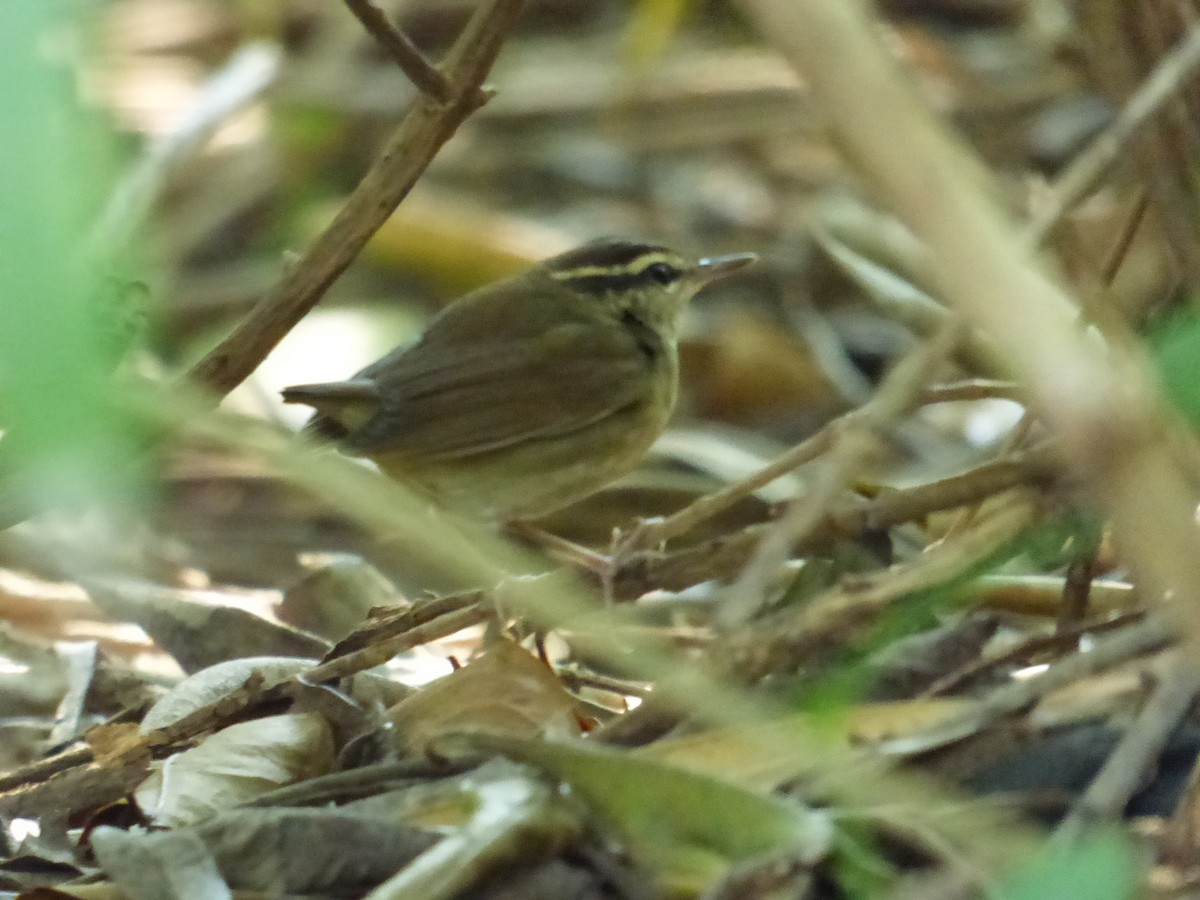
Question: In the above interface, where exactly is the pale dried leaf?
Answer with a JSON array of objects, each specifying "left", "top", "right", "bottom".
[
  {"left": 134, "top": 712, "right": 335, "bottom": 826},
  {"left": 387, "top": 638, "right": 580, "bottom": 754}
]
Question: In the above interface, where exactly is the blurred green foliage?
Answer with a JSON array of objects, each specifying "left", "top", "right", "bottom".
[
  {"left": 994, "top": 829, "right": 1136, "bottom": 900},
  {"left": 0, "top": 0, "right": 145, "bottom": 511},
  {"left": 785, "top": 507, "right": 1075, "bottom": 720},
  {"left": 624, "top": 0, "right": 688, "bottom": 72},
  {"left": 1150, "top": 306, "right": 1200, "bottom": 428},
  {"left": 830, "top": 823, "right": 895, "bottom": 900}
]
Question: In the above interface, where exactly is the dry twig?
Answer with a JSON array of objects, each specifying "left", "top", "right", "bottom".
[
  {"left": 608, "top": 448, "right": 1054, "bottom": 601},
  {"left": 610, "top": 324, "right": 971, "bottom": 568},
  {"left": 0, "top": 592, "right": 488, "bottom": 816},
  {"left": 920, "top": 611, "right": 1146, "bottom": 699},
  {"left": 1058, "top": 651, "right": 1200, "bottom": 839},
  {"left": 720, "top": 320, "right": 965, "bottom": 625},
  {"left": 1026, "top": 22, "right": 1200, "bottom": 244},
  {"left": 341, "top": 0, "right": 453, "bottom": 101},
  {"left": 309, "top": 593, "right": 490, "bottom": 682},
  {"left": 877, "top": 616, "right": 1175, "bottom": 757},
  {"left": 717, "top": 494, "right": 1043, "bottom": 681}
]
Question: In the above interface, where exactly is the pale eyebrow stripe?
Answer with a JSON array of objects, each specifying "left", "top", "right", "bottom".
[{"left": 549, "top": 251, "right": 682, "bottom": 282}]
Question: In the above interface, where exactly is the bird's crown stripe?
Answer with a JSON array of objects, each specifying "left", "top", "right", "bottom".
[{"left": 549, "top": 251, "right": 682, "bottom": 282}]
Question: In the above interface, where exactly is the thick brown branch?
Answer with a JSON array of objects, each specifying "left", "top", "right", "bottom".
[{"left": 187, "top": 0, "right": 525, "bottom": 398}]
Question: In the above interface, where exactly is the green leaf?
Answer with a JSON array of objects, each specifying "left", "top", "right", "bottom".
[
  {"left": 1150, "top": 306, "right": 1200, "bottom": 429},
  {"left": 994, "top": 830, "right": 1137, "bottom": 900},
  {"left": 0, "top": 0, "right": 143, "bottom": 510},
  {"left": 468, "top": 734, "right": 833, "bottom": 894}
]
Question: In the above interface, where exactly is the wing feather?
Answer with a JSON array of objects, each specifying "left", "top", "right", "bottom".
[{"left": 342, "top": 284, "right": 656, "bottom": 460}]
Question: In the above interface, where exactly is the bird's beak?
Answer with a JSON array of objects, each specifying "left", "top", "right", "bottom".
[{"left": 696, "top": 252, "right": 758, "bottom": 283}]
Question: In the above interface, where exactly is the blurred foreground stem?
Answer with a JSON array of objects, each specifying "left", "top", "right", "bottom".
[{"left": 739, "top": 0, "right": 1200, "bottom": 653}]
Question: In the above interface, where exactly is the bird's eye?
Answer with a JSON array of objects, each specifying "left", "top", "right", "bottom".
[{"left": 644, "top": 262, "right": 679, "bottom": 285}]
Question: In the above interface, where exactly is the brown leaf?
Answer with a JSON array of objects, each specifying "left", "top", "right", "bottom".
[{"left": 387, "top": 638, "right": 581, "bottom": 755}]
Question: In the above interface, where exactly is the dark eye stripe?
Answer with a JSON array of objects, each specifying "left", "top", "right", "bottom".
[{"left": 561, "top": 271, "right": 666, "bottom": 294}]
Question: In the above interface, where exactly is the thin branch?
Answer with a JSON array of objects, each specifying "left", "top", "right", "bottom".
[
  {"left": 1100, "top": 188, "right": 1151, "bottom": 286},
  {"left": 919, "top": 610, "right": 1146, "bottom": 699},
  {"left": 719, "top": 319, "right": 965, "bottom": 625},
  {"left": 1026, "top": 21, "right": 1200, "bottom": 244},
  {"left": 0, "top": 746, "right": 94, "bottom": 794},
  {"left": 1057, "top": 531, "right": 1101, "bottom": 632},
  {"left": 608, "top": 448, "right": 1053, "bottom": 601},
  {"left": 717, "top": 494, "right": 1043, "bottom": 682},
  {"left": 831, "top": 447, "right": 1055, "bottom": 532},
  {"left": 606, "top": 374, "right": 1028, "bottom": 595},
  {"left": 871, "top": 616, "right": 1176, "bottom": 757},
  {"left": 342, "top": 0, "right": 453, "bottom": 102},
  {"left": 187, "top": 0, "right": 526, "bottom": 398},
  {"left": 611, "top": 324, "right": 969, "bottom": 559},
  {"left": 0, "top": 593, "right": 489, "bottom": 813},
  {"left": 308, "top": 591, "right": 489, "bottom": 682}
]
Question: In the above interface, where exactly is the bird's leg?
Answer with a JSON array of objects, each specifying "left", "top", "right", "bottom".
[
  {"left": 600, "top": 516, "right": 671, "bottom": 603},
  {"left": 503, "top": 519, "right": 610, "bottom": 574}
]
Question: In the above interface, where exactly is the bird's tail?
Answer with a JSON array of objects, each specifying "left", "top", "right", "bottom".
[{"left": 281, "top": 380, "right": 379, "bottom": 442}]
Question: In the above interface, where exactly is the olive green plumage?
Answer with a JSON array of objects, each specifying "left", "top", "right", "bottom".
[{"left": 282, "top": 238, "right": 755, "bottom": 518}]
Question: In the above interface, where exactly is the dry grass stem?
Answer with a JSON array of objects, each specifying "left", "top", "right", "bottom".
[
  {"left": 1058, "top": 652, "right": 1200, "bottom": 839},
  {"left": 718, "top": 494, "right": 1043, "bottom": 681},
  {"left": 1026, "top": 22, "right": 1200, "bottom": 244},
  {"left": 741, "top": 0, "right": 1200, "bottom": 653},
  {"left": 720, "top": 319, "right": 966, "bottom": 625}
]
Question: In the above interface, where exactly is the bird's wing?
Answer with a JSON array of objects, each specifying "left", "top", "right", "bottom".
[{"left": 346, "top": 313, "right": 656, "bottom": 460}]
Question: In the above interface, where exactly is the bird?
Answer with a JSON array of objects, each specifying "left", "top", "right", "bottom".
[{"left": 282, "top": 238, "right": 757, "bottom": 520}]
